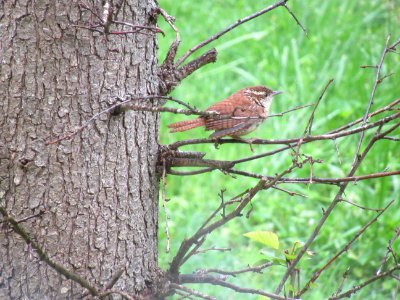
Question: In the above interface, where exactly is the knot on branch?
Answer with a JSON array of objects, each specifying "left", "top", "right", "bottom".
[
  {"left": 159, "top": 48, "right": 218, "bottom": 95},
  {"left": 157, "top": 145, "right": 234, "bottom": 175}
]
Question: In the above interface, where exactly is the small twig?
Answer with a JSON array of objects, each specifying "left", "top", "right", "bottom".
[
  {"left": 11, "top": 210, "right": 46, "bottom": 224},
  {"left": 267, "top": 103, "right": 313, "bottom": 118},
  {"left": 178, "top": 273, "right": 296, "bottom": 300},
  {"left": 0, "top": 207, "right": 99, "bottom": 296},
  {"left": 328, "top": 265, "right": 400, "bottom": 299},
  {"left": 360, "top": 65, "right": 378, "bottom": 69},
  {"left": 271, "top": 186, "right": 308, "bottom": 198},
  {"left": 169, "top": 159, "right": 307, "bottom": 275},
  {"left": 104, "top": 268, "right": 125, "bottom": 290},
  {"left": 283, "top": 3, "right": 307, "bottom": 35},
  {"left": 170, "top": 283, "right": 216, "bottom": 300},
  {"left": 162, "top": 159, "right": 171, "bottom": 253},
  {"left": 194, "top": 247, "right": 231, "bottom": 255},
  {"left": 46, "top": 94, "right": 200, "bottom": 145},
  {"left": 303, "top": 79, "right": 334, "bottom": 136},
  {"left": 197, "top": 262, "right": 273, "bottom": 277},
  {"left": 99, "top": 289, "right": 136, "bottom": 300},
  {"left": 176, "top": 0, "right": 288, "bottom": 66},
  {"left": 331, "top": 268, "right": 351, "bottom": 298},
  {"left": 275, "top": 118, "right": 395, "bottom": 294},
  {"left": 383, "top": 136, "right": 400, "bottom": 141},
  {"left": 298, "top": 200, "right": 394, "bottom": 296},
  {"left": 377, "top": 228, "right": 400, "bottom": 275},
  {"left": 329, "top": 99, "right": 400, "bottom": 134},
  {"left": 332, "top": 139, "right": 342, "bottom": 164},
  {"left": 340, "top": 199, "right": 384, "bottom": 212},
  {"left": 158, "top": 7, "right": 181, "bottom": 65},
  {"left": 352, "top": 34, "right": 392, "bottom": 166}
]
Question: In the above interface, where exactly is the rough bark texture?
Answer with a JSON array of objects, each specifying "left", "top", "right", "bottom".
[{"left": 0, "top": 1, "right": 161, "bottom": 299}]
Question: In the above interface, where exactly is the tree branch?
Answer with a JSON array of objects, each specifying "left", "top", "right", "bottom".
[
  {"left": 328, "top": 265, "right": 400, "bottom": 299},
  {"left": 176, "top": 0, "right": 289, "bottom": 66},
  {"left": 0, "top": 206, "right": 99, "bottom": 296},
  {"left": 298, "top": 200, "right": 394, "bottom": 296}
]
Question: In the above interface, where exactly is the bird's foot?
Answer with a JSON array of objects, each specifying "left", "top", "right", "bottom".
[{"left": 234, "top": 137, "right": 256, "bottom": 152}]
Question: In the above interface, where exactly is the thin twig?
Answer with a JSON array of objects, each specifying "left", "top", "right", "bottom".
[
  {"left": 46, "top": 94, "right": 199, "bottom": 145},
  {"left": 331, "top": 268, "right": 351, "bottom": 298},
  {"left": 303, "top": 79, "right": 334, "bottom": 136},
  {"left": 158, "top": 7, "right": 181, "bottom": 65},
  {"left": 0, "top": 207, "right": 99, "bottom": 296},
  {"left": 328, "top": 265, "right": 400, "bottom": 299},
  {"left": 268, "top": 103, "right": 313, "bottom": 118},
  {"left": 99, "top": 289, "right": 136, "bottom": 300},
  {"left": 176, "top": 0, "right": 288, "bottom": 66},
  {"left": 170, "top": 283, "right": 216, "bottom": 300},
  {"left": 162, "top": 159, "right": 171, "bottom": 253},
  {"left": 352, "top": 35, "right": 392, "bottom": 166},
  {"left": 298, "top": 200, "right": 394, "bottom": 296},
  {"left": 179, "top": 273, "right": 297, "bottom": 300},
  {"left": 340, "top": 199, "right": 384, "bottom": 212},
  {"left": 275, "top": 120, "right": 395, "bottom": 294},
  {"left": 332, "top": 139, "right": 342, "bottom": 164},
  {"left": 169, "top": 159, "right": 307, "bottom": 275},
  {"left": 283, "top": 3, "right": 307, "bottom": 35},
  {"left": 377, "top": 228, "right": 400, "bottom": 275},
  {"left": 168, "top": 112, "right": 400, "bottom": 158},
  {"left": 197, "top": 262, "right": 273, "bottom": 277}
]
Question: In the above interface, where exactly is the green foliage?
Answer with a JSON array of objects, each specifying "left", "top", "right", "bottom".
[
  {"left": 157, "top": 0, "right": 400, "bottom": 299},
  {"left": 244, "top": 230, "right": 280, "bottom": 250}
]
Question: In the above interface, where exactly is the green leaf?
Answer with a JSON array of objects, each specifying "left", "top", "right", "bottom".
[
  {"left": 284, "top": 253, "right": 297, "bottom": 261},
  {"left": 244, "top": 231, "right": 279, "bottom": 250}
]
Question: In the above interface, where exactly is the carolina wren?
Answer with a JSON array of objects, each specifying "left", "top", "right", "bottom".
[{"left": 168, "top": 86, "right": 282, "bottom": 139}]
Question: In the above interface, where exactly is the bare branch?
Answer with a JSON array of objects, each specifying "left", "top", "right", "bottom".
[
  {"left": 196, "top": 262, "right": 273, "bottom": 277},
  {"left": 283, "top": 3, "right": 307, "bottom": 35},
  {"left": 331, "top": 268, "right": 351, "bottom": 298},
  {"left": 298, "top": 200, "right": 394, "bottom": 296},
  {"left": 176, "top": 0, "right": 288, "bottom": 66},
  {"left": 303, "top": 79, "right": 334, "bottom": 136},
  {"left": 268, "top": 103, "right": 313, "bottom": 118},
  {"left": 328, "top": 265, "right": 400, "bottom": 299},
  {"left": 340, "top": 199, "right": 384, "bottom": 212},
  {"left": 168, "top": 111, "right": 400, "bottom": 149},
  {"left": 352, "top": 34, "right": 392, "bottom": 166},
  {"left": 169, "top": 159, "right": 307, "bottom": 275},
  {"left": 377, "top": 228, "right": 400, "bottom": 275},
  {"left": 170, "top": 283, "right": 216, "bottom": 300},
  {"left": 179, "top": 273, "right": 296, "bottom": 300},
  {"left": 275, "top": 118, "right": 394, "bottom": 294},
  {"left": 161, "top": 159, "right": 171, "bottom": 253},
  {"left": 0, "top": 207, "right": 99, "bottom": 296}
]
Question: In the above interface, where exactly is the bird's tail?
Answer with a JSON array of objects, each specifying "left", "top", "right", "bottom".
[{"left": 168, "top": 118, "right": 205, "bottom": 133}]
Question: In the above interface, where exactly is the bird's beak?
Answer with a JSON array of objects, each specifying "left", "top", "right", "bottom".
[{"left": 272, "top": 90, "right": 283, "bottom": 96}]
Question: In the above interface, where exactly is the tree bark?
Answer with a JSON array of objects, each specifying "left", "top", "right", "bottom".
[{"left": 0, "top": 1, "right": 162, "bottom": 299}]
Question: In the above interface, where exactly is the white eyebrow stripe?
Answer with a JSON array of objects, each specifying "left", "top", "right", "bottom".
[{"left": 245, "top": 90, "right": 266, "bottom": 95}]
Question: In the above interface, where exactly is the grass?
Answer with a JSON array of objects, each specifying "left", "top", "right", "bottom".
[{"left": 156, "top": 0, "right": 400, "bottom": 298}]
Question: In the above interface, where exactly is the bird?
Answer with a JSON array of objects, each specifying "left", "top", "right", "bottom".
[{"left": 168, "top": 86, "right": 282, "bottom": 140}]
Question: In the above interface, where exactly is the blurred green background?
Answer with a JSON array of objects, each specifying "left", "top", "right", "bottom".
[{"left": 156, "top": 0, "right": 400, "bottom": 299}]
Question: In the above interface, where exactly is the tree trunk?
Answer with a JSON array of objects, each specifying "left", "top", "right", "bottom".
[{"left": 0, "top": 1, "right": 161, "bottom": 299}]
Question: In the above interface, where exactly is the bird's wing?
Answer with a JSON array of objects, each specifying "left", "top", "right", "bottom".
[
  {"left": 209, "top": 122, "right": 258, "bottom": 139},
  {"left": 205, "top": 93, "right": 264, "bottom": 130}
]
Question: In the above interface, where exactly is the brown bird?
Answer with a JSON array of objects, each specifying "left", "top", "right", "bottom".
[{"left": 168, "top": 86, "right": 282, "bottom": 139}]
